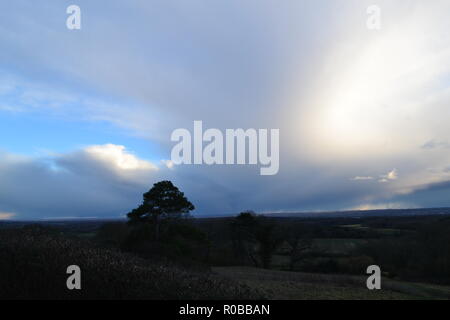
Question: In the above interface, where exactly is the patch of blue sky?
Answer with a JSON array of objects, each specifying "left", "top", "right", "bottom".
[
  {"left": 0, "top": 67, "right": 165, "bottom": 163},
  {"left": 0, "top": 104, "right": 164, "bottom": 164}
]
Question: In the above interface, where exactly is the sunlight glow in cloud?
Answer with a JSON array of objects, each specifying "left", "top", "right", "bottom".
[
  {"left": 302, "top": 2, "right": 450, "bottom": 160},
  {"left": 350, "top": 202, "right": 413, "bottom": 211},
  {"left": 379, "top": 169, "right": 398, "bottom": 183},
  {"left": 84, "top": 144, "right": 157, "bottom": 171},
  {"left": 0, "top": 212, "right": 15, "bottom": 220}
]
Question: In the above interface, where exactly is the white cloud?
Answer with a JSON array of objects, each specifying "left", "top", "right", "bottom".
[
  {"left": 387, "top": 169, "right": 398, "bottom": 180},
  {"left": 351, "top": 176, "right": 374, "bottom": 181},
  {"left": 161, "top": 159, "right": 175, "bottom": 169},
  {"left": 84, "top": 144, "right": 157, "bottom": 171},
  {"left": 379, "top": 169, "right": 398, "bottom": 183}
]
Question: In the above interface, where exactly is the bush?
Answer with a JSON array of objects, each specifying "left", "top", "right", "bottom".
[
  {"left": 95, "top": 222, "right": 130, "bottom": 247},
  {"left": 358, "top": 220, "right": 450, "bottom": 283},
  {"left": 336, "top": 256, "right": 375, "bottom": 274},
  {"left": 0, "top": 227, "right": 264, "bottom": 299}
]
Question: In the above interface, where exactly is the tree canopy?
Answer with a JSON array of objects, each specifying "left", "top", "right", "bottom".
[{"left": 127, "top": 180, "right": 195, "bottom": 240}]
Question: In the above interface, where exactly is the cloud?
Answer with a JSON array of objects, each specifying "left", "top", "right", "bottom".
[
  {"left": 352, "top": 169, "right": 398, "bottom": 183},
  {"left": 161, "top": 159, "right": 175, "bottom": 169},
  {"left": 1, "top": 1, "right": 450, "bottom": 217},
  {"left": 0, "top": 145, "right": 160, "bottom": 219},
  {"left": 387, "top": 169, "right": 398, "bottom": 180},
  {"left": 0, "top": 144, "right": 404, "bottom": 219},
  {"left": 1, "top": 143, "right": 449, "bottom": 219},
  {"left": 351, "top": 176, "right": 374, "bottom": 181},
  {"left": 378, "top": 169, "right": 398, "bottom": 183},
  {"left": 350, "top": 202, "right": 414, "bottom": 211},
  {"left": 0, "top": 212, "right": 15, "bottom": 220},
  {"left": 83, "top": 144, "right": 157, "bottom": 171},
  {"left": 421, "top": 140, "right": 450, "bottom": 150}
]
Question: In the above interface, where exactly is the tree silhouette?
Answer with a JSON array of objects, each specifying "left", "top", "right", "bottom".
[
  {"left": 127, "top": 180, "right": 195, "bottom": 241},
  {"left": 254, "top": 218, "right": 283, "bottom": 269},
  {"left": 231, "top": 211, "right": 282, "bottom": 268},
  {"left": 231, "top": 211, "right": 259, "bottom": 266}
]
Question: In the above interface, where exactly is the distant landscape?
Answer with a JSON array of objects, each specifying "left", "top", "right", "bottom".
[
  {"left": 265, "top": 207, "right": 450, "bottom": 218},
  {"left": 1, "top": 205, "right": 449, "bottom": 300},
  {"left": 2, "top": 0, "right": 450, "bottom": 305}
]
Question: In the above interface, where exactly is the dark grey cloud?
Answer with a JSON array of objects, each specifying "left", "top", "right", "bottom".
[
  {"left": 390, "top": 179, "right": 450, "bottom": 208},
  {"left": 0, "top": 147, "right": 151, "bottom": 219},
  {"left": 0, "top": 145, "right": 402, "bottom": 219}
]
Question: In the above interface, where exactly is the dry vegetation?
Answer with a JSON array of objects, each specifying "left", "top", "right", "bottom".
[
  {"left": 0, "top": 226, "right": 264, "bottom": 300},
  {"left": 213, "top": 266, "right": 450, "bottom": 300}
]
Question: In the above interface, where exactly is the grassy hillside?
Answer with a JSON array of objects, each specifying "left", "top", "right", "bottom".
[
  {"left": 213, "top": 266, "right": 450, "bottom": 300},
  {"left": 1, "top": 212, "right": 449, "bottom": 300},
  {"left": 0, "top": 226, "right": 263, "bottom": 300}
]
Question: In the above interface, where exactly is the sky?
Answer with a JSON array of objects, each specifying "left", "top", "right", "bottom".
[{"left": 1, "top": 0, "right": 450, "bottom": 220}]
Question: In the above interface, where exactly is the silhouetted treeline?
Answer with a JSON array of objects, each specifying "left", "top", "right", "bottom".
[
  {"left": 194, "top": 213, "right": 450, "bottom": 283},
  {"left": 359, "top": 217, "right": 450, "bottom": 283}
]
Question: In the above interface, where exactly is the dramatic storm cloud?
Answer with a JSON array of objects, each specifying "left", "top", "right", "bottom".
[
  {"left": 0, "top": 0, "right": 450, "bottom": 219},
  {"left": 0, "top": 145, "right": 158, "bottom": 218}
]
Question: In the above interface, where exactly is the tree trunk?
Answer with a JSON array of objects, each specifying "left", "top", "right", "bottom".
[
  {"left": 289, "top": 240, "right": 299, "bottom": 271},
  {"left": 154, "top": 214, "right": 160, "bottom": 241}
]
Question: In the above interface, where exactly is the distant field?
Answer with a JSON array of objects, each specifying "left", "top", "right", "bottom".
[
  {"left": 312, "top": 238, "right": 368, "bottom": 254},
  {"left": 340, "top": 224, "right": 402, "bottom": 236},
  {"left": 213, "top": 266, "right": 450, "bottom": 300}
]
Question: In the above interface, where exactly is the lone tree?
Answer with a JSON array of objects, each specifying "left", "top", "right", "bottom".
[
  {"left": 127, "top": 180, "right": 195, "bottom": 241},
  {"left": 231, "top": 211, "right": 283, "bottom": 268},
  {"left": 231, "top": 211, "right": 259, "bottom": 266}
]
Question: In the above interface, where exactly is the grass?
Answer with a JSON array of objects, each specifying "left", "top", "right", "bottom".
[
  {"left": 311, "top": 238, "right": 368, "bottom": 255},
  {"left": 0, "top": 227, "right": 264, "bottom": 300},
  {"left": 213, "top": 266, "right": 450, "bottom": 300},
  {"left": 340, "top": 224, "right": 369, "bottom": 229}
]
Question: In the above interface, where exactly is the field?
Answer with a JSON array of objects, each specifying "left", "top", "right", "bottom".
[
  {"left": 1, "top": 211, "right": 450, "bottom": 300},
  {"left": 213, "top": 267, "right": 450, "bottom": 300}
]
